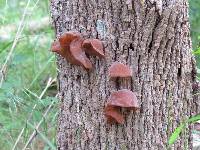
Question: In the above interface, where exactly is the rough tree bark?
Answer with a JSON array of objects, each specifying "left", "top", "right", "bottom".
[{"left": 50, "top": 0, "right": 198, "bottom": 149}]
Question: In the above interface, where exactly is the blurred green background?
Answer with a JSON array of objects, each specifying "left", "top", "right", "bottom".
[
  {"left": 0, "top": 0, "right": 199, "bottom": 150},
  {"left": 0, "top": 0, "right": 57, "bottom": 149}
]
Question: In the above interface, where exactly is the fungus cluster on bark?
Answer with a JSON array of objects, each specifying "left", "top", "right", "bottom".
[
  {"left": 104, "top": 62, "right": 139, "bottom": 124},
  {"left": 52, "top": 32, "right": 138, "bottom": 125},
  {"left": 51, "top": 31, "right": 105, "bottom": 70}
]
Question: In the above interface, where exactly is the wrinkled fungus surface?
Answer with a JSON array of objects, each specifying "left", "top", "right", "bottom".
[
  {"left": 59, "top": 32, "right": 81, "bottom": 49},
  {"left": 51, "top": 40, "right": 62, "bottom": 53},
  {"left": 104, "top": 105, "right": 124, "bottom": 124},
  {"left": 51, "top": 31, "right": 104, "bottom": 70},
  {"left": 70, "top": 38, "right": 92, "bottom": 70},
  {"left": 108, "top": 62, "right": 132, "bottom": 78},
  {"left": 104, "top": 89, "right": 139, "bottom": 124},
  {"left": 82, "top": 39, "right": 105, "bottom": 58},
  {"left": 107, "top": 89, "right": 139, "bottom": 111}
]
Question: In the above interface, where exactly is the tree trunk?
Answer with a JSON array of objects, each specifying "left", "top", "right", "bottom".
[{"left": 50, "top": 0, "right": 198, "bottom": 149}]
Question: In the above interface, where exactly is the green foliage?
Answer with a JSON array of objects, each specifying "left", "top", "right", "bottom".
[
  {"left": 168, "top": 115, "right": 200, "bottom": 148},
  {"left": 193, "top": 47, "right": 200, "bottom": 55},
  {"left": 190, "top": 0, "right": 200, "bottom": 70},
  {"left": 189, "top": 0, "right": 200, "bottom": 49},
  {"left": 168, "top": 124, "right": 185, "bottom": 147},
  {"left": 188, "top": 114, "right": 200, "bottom": 123},
  {"left": 0, "top": 0, "right": 57, "bottom": 149}
]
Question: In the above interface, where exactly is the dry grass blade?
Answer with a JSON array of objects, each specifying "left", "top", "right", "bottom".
[
  {"left": 27, "top": 121, "right": 56, "bottom": 150},
  {"left": 12, "top": 77, "right": 56, "bottom": 150},
  {"left": 22, "top": 95, "right": 57, "bottom": 150},
  {"left": 0, "top": 0, "right": 31, "bottom": 88}
]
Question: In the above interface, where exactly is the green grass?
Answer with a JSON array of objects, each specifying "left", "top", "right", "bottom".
[
  {"left": 190, "top": 0, "right": 200, "bottom": 49},
  {"left": 190, "top": 0, "right": 200, "bottom": 69},
  {"left": 0, "top": 0, "right": 58, "bottom": 149},
  {"left": 0, "top": 0, "right": 199, "bottom": 150}
]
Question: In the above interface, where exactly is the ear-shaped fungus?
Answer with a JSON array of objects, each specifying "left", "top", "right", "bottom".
[
  {"left": 70, "top": 38, "right": 92, "bottom": 70},
  {"left": 108, "top": 62, "right": 132, "bottom": 78},
  {"left": 51, "top": 40, "right": 77, "bottom": 64},
  {"left": 104, "top": 89, "right": 139, "bottom": 124},
  {"left": 82, "top": 39, "right": 105, "bottom": 58},
  {"left": 51, "top": 32, "right": 92, "bottom": 70},
  {"left": 104, "top": 105, "right": 124, "bottom": 124},
  {"left": 59, "top": 32, "right": 81, "bottom": 49},
  {"left": 51, "top": 32, "right": 81, "bottom": 63},
  {"left": 51, "top": 32, "right": 105, "bottom": 70},
  {"left": 58, "top": 32, "right": 83, "bottom": 64},
  {"left": 51, "top": 40, "right": 62, "bottom": 54},
  {"left": 107, "top": 89, "right": 139, "bottom": 111}
]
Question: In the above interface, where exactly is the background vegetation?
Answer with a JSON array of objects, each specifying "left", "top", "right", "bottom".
[
  {"left": 0, "top": 0, "right": 57, "bottom": 149},
  {"left": 0, "top": 0, "right": 199, "bottom": 149}
]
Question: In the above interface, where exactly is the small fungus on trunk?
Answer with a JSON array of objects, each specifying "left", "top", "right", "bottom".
[
  {"left": 104, "top": 89, "right": 139, "bottom": 124},
  {"left": 108, "top": 62, "right": 132, "bottom": 78},
  {"left": 51, "top": 40, "right": 62, "bottom": 54},
  {"left": 51, "top": 31, "right": 104, "bottom": 70},
  {"left": 104, "top": 105, "right": 124, "bottom": 124},
  {"left": 82, "top": 39, "right": 105, "bottom": 58},
  {"left": 59, "top": 32, "right": 81, "bottom": 49},
  {"left": 70, "top": 38, "right": 92, "bottom": 70},
  {"left": 107, "top": 89, "right": 139, "bottom": 111}
]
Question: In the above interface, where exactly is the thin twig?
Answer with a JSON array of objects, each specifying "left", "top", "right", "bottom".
[
  {"left": 22, "top": 94, "right": 57, "bottom": 150},
  {"left": 27, "top": 121, "right": 56, "bottom": 150},
  {"left": 0, "top": 0, "right": 31, "bottom": 88}
]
